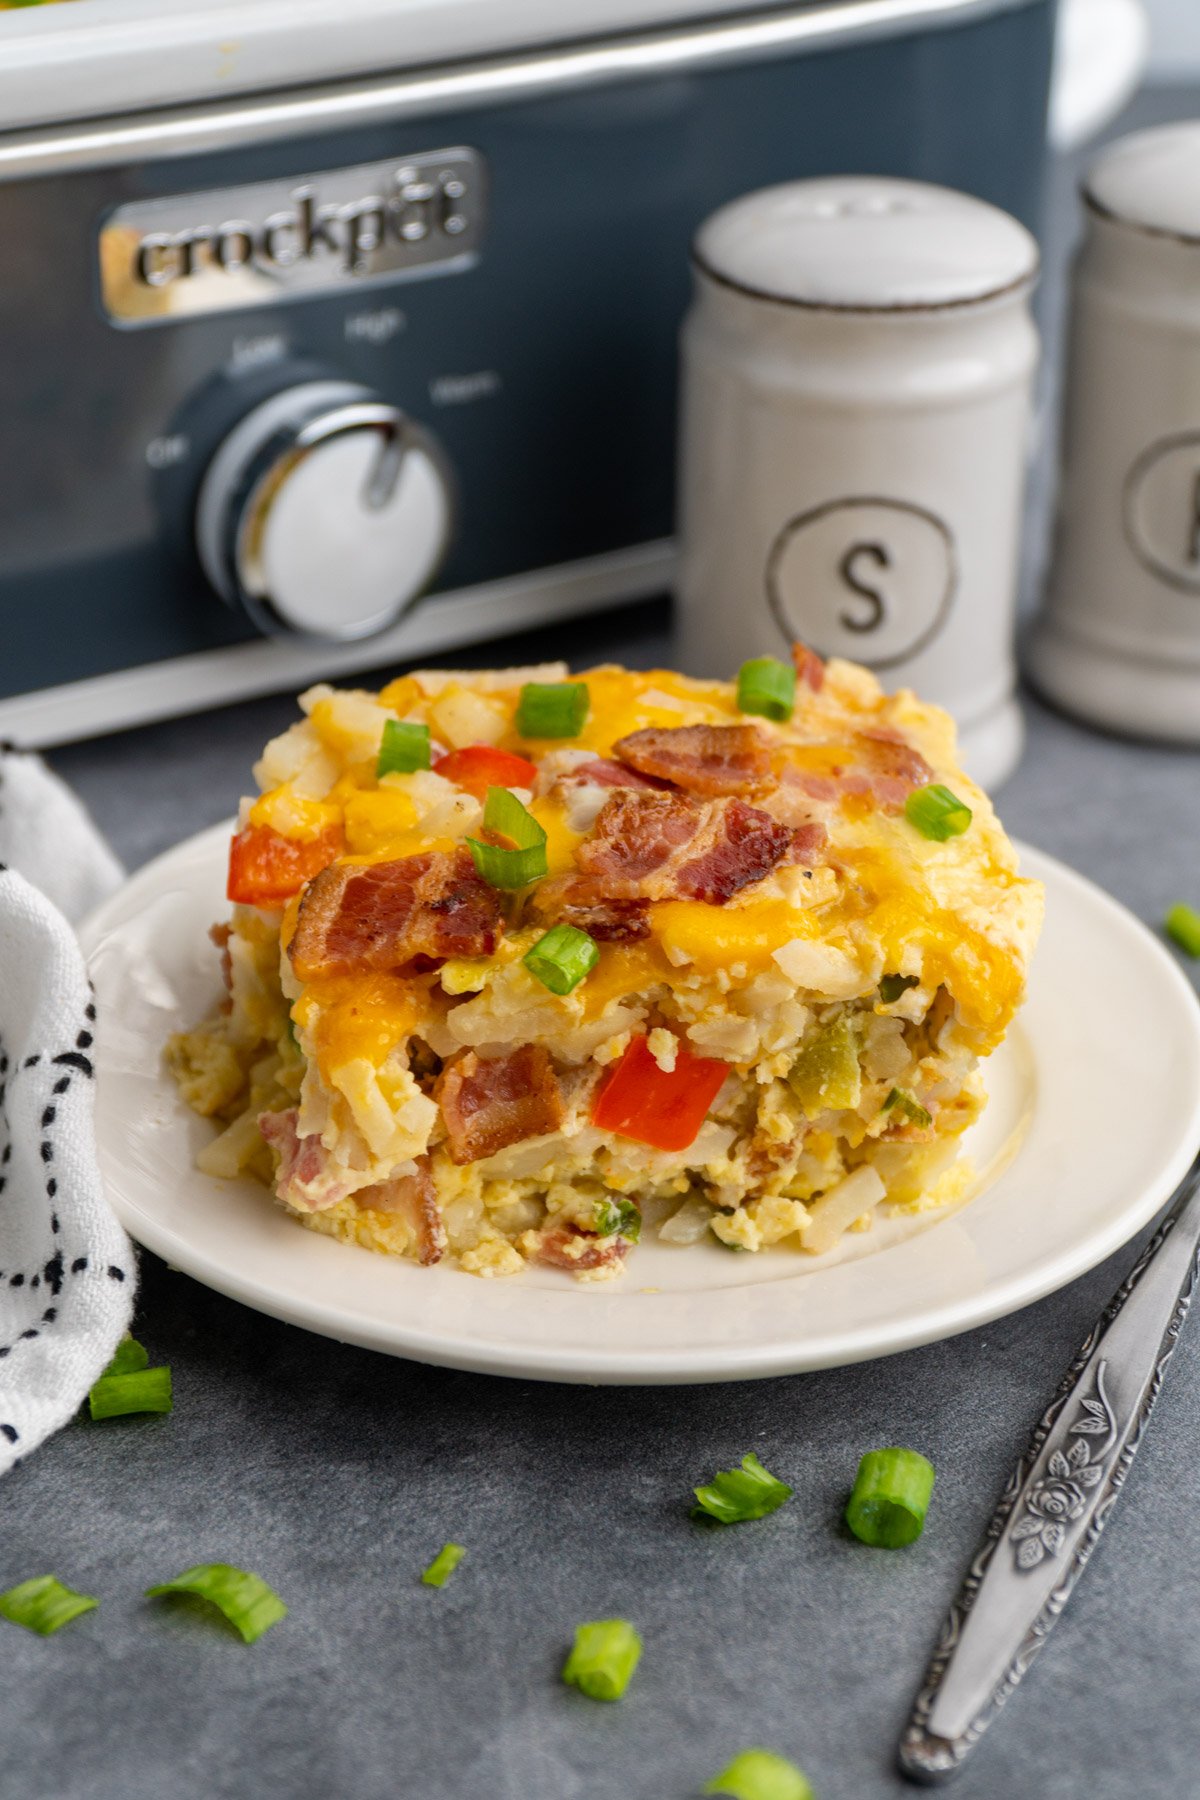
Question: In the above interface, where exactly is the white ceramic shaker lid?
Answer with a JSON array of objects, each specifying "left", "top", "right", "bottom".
[
  {"left": 1085, "top": 122, "right": 1200, "bottom": 240},
  {"left": 692, "top": 176, "right": 1038, "bottom": 310}
]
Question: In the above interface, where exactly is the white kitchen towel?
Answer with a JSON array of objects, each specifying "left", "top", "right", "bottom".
[{"left": 0, "top": 747, "right": 133, "bottom": 1477}]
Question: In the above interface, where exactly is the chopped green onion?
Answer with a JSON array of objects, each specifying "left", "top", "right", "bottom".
[
  {"left": 89, "top": 1365, "right": 173, "bottom": 1421},
  {"left": 593, "top": 1197, "right": 642, "bottom": 1243},
  {"left": 516, "top": 681, "right": 590, "bottom": 738},
  {"left": 421, "top": 1543, "right": 466, "bottom": 1588},
  {"left": 467, "top": 787, "right": 548, "bottom": 889},
  {"left": 0, "top": 1575, "right": 98, "bottom": 1636},
  {"left": 561, "top": 1618, "right": 642, "bottom": 1702},
  {"left": 881, "top": 1087, "right": 932, "bottom": 1130},
  {"left": 145, "top": 1563, "right": 287, "bottom": 1643},
  {"left": 736, "top": 657, "right": 796, "bottom": 724},
  {"left": 1165, "top": 903, "right": 1200, "bottom": 959},
  {"left": 104, "top": 1334, "right": 150, "bottom": 1377},
  {"left": 377, "top": 718, "right": 431, "bottom": 776},
  {"left": 904, "top": 783, "right": 972, "bottom": 842},
  {"left": 879, "top": 973, "right": 918, "bottom": 1004},
  {"left": 524, "top": 923, "right": 599, "bottom": 995},
  {"left": 693, "top": 1452, "right": 793, "bottom": 1525},
  {"left": 704, "top": 1748, "right": 815, "bottom": 1800},
  {"left": 845, "top": 1446, "right": 935, "bottom": 1548}
]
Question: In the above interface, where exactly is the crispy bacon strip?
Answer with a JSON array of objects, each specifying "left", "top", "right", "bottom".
[
  {"left": 567, "top": 758, "right": 672, "bottom": 791},
  {"left": 533, "top": 890, "right": 652, "bottom": 943},
  {"left": 673, "top": 799, "right": 792, "bottom": 904},
  {"left": 858, "top": 728, "right": 934, "bottom": 806},
  {"left": 576, "top": 789, "right": 700, "bottom": 891},
  {"left": 612, "top": 723, "right": 773, "bottom": 797},
  {"left": 288, "top": 847, "right": 502, "bottom": 980},
  {"left": 780, "top": 729, "right": 933, "bottom": 813},
  {"left": 534, "top": 1227, "right": 630, "bottom": 1273},
  {"left": 786, "top": 822, "right": 828, "bottom": 866},
  {"left": 435, "top": 1046, "right": 566, "bottom": 1165},
  {"left": 792, "top": 641, "right": 826, "bottom": 692},
  {"left": 355, "top": 1156, "right": 446, "bottom": 1264},
  {"left": 259, "top": 1108, "right": 352, "bottom": 1213},
  {"left": 573, "top": 789, "right": 790, "bottom": 904}
]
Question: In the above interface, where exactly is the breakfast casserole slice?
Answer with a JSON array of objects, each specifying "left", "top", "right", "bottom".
[{"left": 168, "top": 645, "right": 1042, "bottom": 1279}]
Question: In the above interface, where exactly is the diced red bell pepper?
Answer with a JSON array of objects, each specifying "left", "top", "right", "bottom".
[
  {"left": 591, "top": 1034, "right": 729, "bottom": 1153},
  {"left": 226, "top": 823, "right": 342, "bottom": 907},
  {"left": 433, "top": 744, "right": 538, "bottom": 800}
]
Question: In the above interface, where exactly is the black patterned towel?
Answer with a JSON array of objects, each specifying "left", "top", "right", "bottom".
[{"left": 0, "top": 747, "right": 132, "bottom": 1476}]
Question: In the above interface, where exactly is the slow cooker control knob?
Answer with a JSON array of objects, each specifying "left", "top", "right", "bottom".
[{"left": 195, "top": 380, "right": 452, "bottom": 641}]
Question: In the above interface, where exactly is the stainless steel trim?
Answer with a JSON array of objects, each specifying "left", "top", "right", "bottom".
[
  {"left": 0, "top": 541, "right": 675, "bottom": 749},
  {"left": 0, "top": 0, "right": 1038, "bottom": 183}
]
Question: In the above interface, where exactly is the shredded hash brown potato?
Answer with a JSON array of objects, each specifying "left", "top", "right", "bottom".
[{"left": 167, "top": 648, "right": 1042, "bottom": 1280}]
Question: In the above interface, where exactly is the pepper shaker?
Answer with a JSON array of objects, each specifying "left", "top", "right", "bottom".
[
  {"left": 1030, "top": 123, "right": 1200, "bottom": 740},
  {"left": 676, "top": 177, "right": 1040, "bottom": 790}
]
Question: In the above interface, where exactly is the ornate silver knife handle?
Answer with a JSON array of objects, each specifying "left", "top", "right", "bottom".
[{"left": 899, "top": 1152, "right": 1200, "bottom": 1784}]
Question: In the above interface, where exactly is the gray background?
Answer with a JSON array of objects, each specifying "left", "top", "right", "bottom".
[{"left": 3, "top": 85, "right": 1200, "bottom": 1800}]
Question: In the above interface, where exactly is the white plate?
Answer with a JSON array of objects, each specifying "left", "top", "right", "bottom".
[{"left": 80, "top": 824, "right": 1200, "bottom": 1385}]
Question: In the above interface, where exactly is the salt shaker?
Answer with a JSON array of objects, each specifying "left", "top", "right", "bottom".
[
  {"left": 677, "top": 177, "right": 1039, "bottom": 790},
  {"left": 1030, "top": 124, "right": 1200, "bottom": 741}
]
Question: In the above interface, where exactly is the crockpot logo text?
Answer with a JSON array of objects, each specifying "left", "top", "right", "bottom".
[{"left": 132, "top": 169, "right": 472, "bottom": 289}]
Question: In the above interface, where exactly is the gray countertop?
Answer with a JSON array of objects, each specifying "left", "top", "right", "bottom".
[{"left": 7, "top": 87, "right": 1200, "bottom": 1800}]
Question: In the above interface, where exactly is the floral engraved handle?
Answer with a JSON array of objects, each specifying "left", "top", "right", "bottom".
[
  {"left": 1010, "top": 1361, "right": 1115, "bottom": 1569},
  {"left": 900, "top": 1154, "right": 1200, "bottom": 1786}
]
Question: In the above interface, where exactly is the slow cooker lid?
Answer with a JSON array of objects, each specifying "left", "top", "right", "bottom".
[{"left": 0, "top": 0, "right": 1043, "bottom": 139}]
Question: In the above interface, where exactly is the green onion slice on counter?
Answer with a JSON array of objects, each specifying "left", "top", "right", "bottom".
[
  {"left": 0, "top": 1575, "right": 98, "bottom": 1636},
  {"left": 377, "top": 718, "right": 432, "bottom": 777},
  {"left": 1165, "top": 903, "right": 1200, "bottom": 959},
  {"left": 881, "top": 1088, "right": 932, "bottom": 1130},
  {"left": 561, "top": 1618, "right": 642, "bottom": 1702},
  {"left": 845, "top": 1447, "right": 935, "bottom": 1548},
  {"left": 145, "top": 1564, "right": 287, "bottom": 1643},
  {"left": 89, "top": 1365, "right": 173, "bottom": 1421},
  {"left": 593, "top": 1198, "right": 642, "bottom": 1243},
  {"left": 692, "top": 1452, "right": 793, "bottom": 1525},
  {"left": 421, "top": 1543, "right": 466, "bottom": 1589},
  {"left": 524, "top": 923, "right": 600, "bottom": 995},
  {"left": 104, "top": 1334, "right": 150, "bottom": 1377},
  {"left": 736, "top": 657, "right": 796, "bottom": 724},
  {"left": 516, "top": 681, "right": 590, "bottom": 739},
  {"left": 467, "top": 788, "right": 548, "bottom": 889},
  {"left": 904, "top": 783, "right": 972, "bottom": 842},
  {"left": 704, "top": 1747, "right": 816, "bottom": 1800}
]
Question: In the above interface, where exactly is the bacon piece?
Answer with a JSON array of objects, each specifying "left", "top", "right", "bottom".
[
  {"left": 576, "top": 789, "right": 701, "bottom": 893},
  {"left": 612, "top": 723, "right": 773, "bottom": 797},
  {"left": 780, "top": 730, "right": 933, "bottom": 813},
  {"left": 786, "top": 822, "right": 828, "bottom": 866},
  {"left": 289, "top": 847, "right": 502, "bottom": 980},
  {"left": 534, "top": 1227, "right": 630, "bottom": 1273},
  {"left": 259, "top": 1108, "right": 351, "bottom": 1213},
  {"left": 537, "top": 890, "right": 652, "bottom": 943},
  {"left": 355, "top": 1156, "right": 446, "bottom": 1264},
  {"left": 673, "top": 799, "right": 792, "bottom": 904},
  {"left": 792, "top": 641, "right": 826, "bottom": 692},
  {"left": 573, "top": 790, "right": 790, "bottom": 904},
  {"left": 858, "top": 728, "right": 934, "bottom": 807},
  {"left": 567, "top": 758, "right": 672, "bottom": 791},
  {"left": 435, "top": 1046, "right": 566, "bottom": 1165}
]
